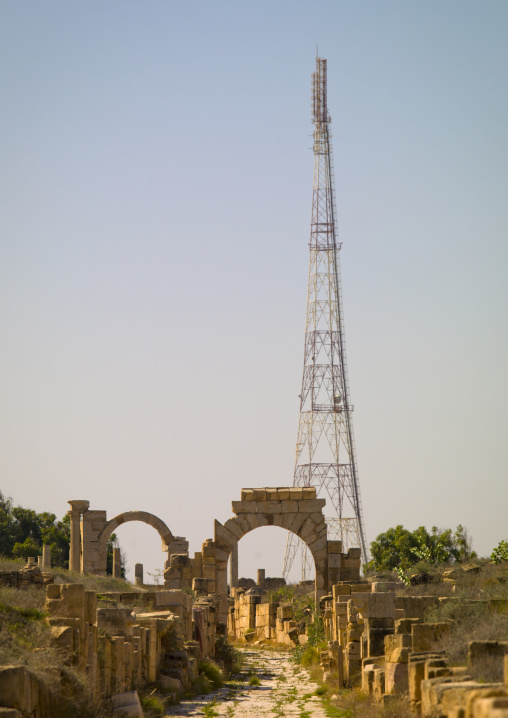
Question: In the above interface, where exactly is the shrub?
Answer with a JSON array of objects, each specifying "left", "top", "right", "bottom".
[
  {"left": 300, "top": 645, "right": 319, "bottom": 667},
  {"left": 199, "top": 659, "right": 223, "bottom": 690},
  {"left": 491, "top": 540, "right": 508, "bottom": 564},
  {"left": 140, "top": 694, "right": 166, "bottom": 717},
  {"left": 366, "top": 524, "right": 475, "bottom": 572}
]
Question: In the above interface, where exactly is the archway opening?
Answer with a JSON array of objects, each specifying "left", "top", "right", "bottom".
[
  {"left": 106, "top": 521, "right": 167, "bottom": 585},
  {"left": 230, "top": 525, "right": 316, "bottom": 588}
]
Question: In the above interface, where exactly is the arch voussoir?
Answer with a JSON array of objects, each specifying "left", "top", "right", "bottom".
[{"left": 223, "top": 518, "right": 245, "bottom": 541}]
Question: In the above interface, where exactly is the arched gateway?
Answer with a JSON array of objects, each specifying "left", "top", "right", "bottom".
[
  {"left": 66, "top": 501, "right": 176, "bottom": 575},
  {"left": 97, "top": 512, "right": 174, "bottom": 575},
  {"left": 69, "top": 489, "right": 358, "bottom": 615},
  {"left": 211, "top": 487, "right": 329, "bottom": 623}
]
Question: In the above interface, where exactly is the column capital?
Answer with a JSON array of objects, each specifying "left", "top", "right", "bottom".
[{"left": 67, "top": 500, "right": 90, "bottom": 513}]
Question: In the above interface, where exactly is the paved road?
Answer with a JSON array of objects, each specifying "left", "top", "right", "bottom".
[{"left": 167, "top": 648, "right": 328, "bottom": 717}]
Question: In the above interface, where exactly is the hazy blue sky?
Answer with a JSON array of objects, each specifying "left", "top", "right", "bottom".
[{"left": 1, "top": 1, "right": 507, "bottom": 582}]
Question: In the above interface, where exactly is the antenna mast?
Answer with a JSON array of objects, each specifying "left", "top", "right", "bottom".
[{"left": 283, "top": 57, "right": 368, "bottom": 579}]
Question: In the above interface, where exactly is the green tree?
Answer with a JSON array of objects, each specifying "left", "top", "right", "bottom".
[
  {"left": 12, "top": 536, "right": 41, "bottom": 560},
  {"left": 366, "top": 524, "right": 475, "bottom": 573},
  {"left": 491, "top": 540, "right": 508, "bottom": 564},
  {"left": 0, "top": 491, "right": 70, "bottom": 568},
  {"left": 0, "top": 493, "right": 16, "bottom": 556}
]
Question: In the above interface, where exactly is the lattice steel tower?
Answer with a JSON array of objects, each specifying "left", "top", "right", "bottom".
[{"left": 283, "top": 57, "right": 368, "bottom": 579}]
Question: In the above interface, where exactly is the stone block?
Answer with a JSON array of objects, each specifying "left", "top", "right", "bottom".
[
  {"left": 395, "top": 617, "right": 422, "bottom": 634},
  {"left": 0, "top": 666, "right": 34, "bottom": 713},
  {"left": 156, "top": 590, "right": 190, "bottom": 609},
  {"left": 354, "top": 592, "right": 396, "bottom": 619},
  {"left": 170, "top": 554, "right": 190, "bottom": 568},
  {"left": 367, "top": 627, "right": 394, "bottom": 657},
  {"left": 328, "top": 540, "right": 343, "bottom": 554},
  {"left": 45, "top": 582, "right": 85, "bottom": 620},
  {"left": 395, "top": 595, "right": 439, "bottom": 619},
  {"left": 408, "top": 658, "right": 427, "bottom": 702},
  {"left": 231, "top": 501, "right": 250, "bottom": 514},
  {"left": 201, "top": 540, "right": 215, "bottom": 556},
  {"left": 333, "top": 584, "right": 351, "bottom": 598},
  {"left": 202, "top": 565, "right": 215, "bottom": 580},
  {"left": 371, "top": 582, "right": 399, "bottom": 593},
  {"left": 265, "top": 488, "right": 279, "bottom": 499},
  {"left": 111, "top": 691, "right": 144, "bottom": 717},
  {"left": 286, "top": 513, "right": 305, "bottom": 534},
  {"left": 362, "top": 661, "right": 380, "bottom": 695},
  {"left": 309, "top": 534, "right": 328, "bottom": 552},
  {"left": 373, "top": 668, "right": 385, "bottom": 699},
  {"left": 85, "top": 590, "right": 97, "bottom": 625},
  {"left": 252, "top": 489, "right": 267, "bottom": 500},
  {"left": 412, "top": 622, "right": 452, "bottom": 652},
  {"left": 280, "top": 500, "right": 298, "bottom": 512},
  {"left": 347, "top": 641, "right": 361, "bottom": 660},
  {"left": 353, "top": 583, "right": 372, "bottom": 593},
  {"left": 472, "top": 696, "right": 508, "bottom": 718},
  {"left": 160, "top": 674, "right": 183, "bottom": 692},
  {"left": 214, "top": 548, "right": 229, "bottom": 562},
  {"left": 385, "top": 633, "right": 412, "bottom": 663},
  {"left": 385, "top": 661, "right": 409, "bottom": 694},
  {"left": 298, "top": 498, "right": 326, "bottom": 512},
  {"left": 469, "top": 641, "right": 508, "bottom": 674},
  {"left": 255, "top": 500, "right": 282, "bottom": 514},
  {"left": 365, "top": 617, "right": 395, "bottom": 629},
  {"left": 240, "top": 489, "right": 255, "bottom": 500},
  {"left": 421, "top": 679, "right": 499, "bottom": 718},
  {"left": 223, "top": 518, "right": 244, "bottom": 540},
  {"left": 328, "top": 554, "right": 342, "bottom": 568},
  {"left": 192, "top": 578, "right": 208, "bottom": 593},
  {"left": 98, "top": 608, "right": 135, "bottom": 638},
  {"left": 214, "top": 520, "right": 236, "bottom": 549},
  {"left": 301, "top": 487, "right": 317, "bottom": 499},
  {"left": 245, "top": 513, "right": 260, "bottom": 531}
]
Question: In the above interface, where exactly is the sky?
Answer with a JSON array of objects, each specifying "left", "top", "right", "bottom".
[{"left": 1, "top": 1, "right": 507, "bottom": 583}]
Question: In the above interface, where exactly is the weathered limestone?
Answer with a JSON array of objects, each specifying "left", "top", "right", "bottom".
[
  {"left": 113, "top": 548, "right": 122, "bottom": 578},
  {"left": 134, "top": 563, "right": 143, "bottom": 586},
  {"left": 229, "top": 542, "right": 238, "bottom": 588},
  {"left": 67, "top": 500, "right": 89, "bottom": 572},
  {"left": 41, "top": 544, "right": 51, "bottom": 570}
]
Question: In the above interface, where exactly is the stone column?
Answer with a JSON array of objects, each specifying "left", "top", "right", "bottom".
[
  {"left": 113, "top": 548, "right": 122, "bottom": 578},
  {"left": 257, "top": 568, "right": 265, "bottom": 586},
  {"left": 42, "top": 544, "right": 51, "bottom": 570},
  {"left": 229, "top": 541, "right": 238, "bottom": 589},
  {"left": 68, "top": 500, "right": 90, "bottom": 573},
  {"left": 134, "top": 563, "right": 143, "bottom": 586}
]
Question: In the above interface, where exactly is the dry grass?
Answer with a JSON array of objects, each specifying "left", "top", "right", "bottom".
[
  {"left": 51, "top": 566, "right": 136, "bottom": 592},
  {"left": 325, "top": 688, "right": 412, "bottom": 717},
  {"left": 0, "top": 557, "right": 26, "bottom": 571}
]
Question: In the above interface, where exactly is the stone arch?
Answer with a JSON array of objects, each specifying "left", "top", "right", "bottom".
[
  {"left": 213, "top": 488, "right": 329, "bottom": 623},
  {"left": 97, "top": 511, "right": 174, "bottom": 575}
]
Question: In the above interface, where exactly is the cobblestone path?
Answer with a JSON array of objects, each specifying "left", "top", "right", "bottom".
[{"left": 167, "top": 648, "right": 328, "bottom": 717}]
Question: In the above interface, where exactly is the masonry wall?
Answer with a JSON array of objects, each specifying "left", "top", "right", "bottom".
[
  {"left": 0, "top": 583, "right": 217, "bottom": 717},
  {"left": 318, "top": 582, "right": 508, "bottom": 717}
]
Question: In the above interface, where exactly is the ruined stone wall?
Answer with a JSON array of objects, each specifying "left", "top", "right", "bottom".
[
  {"left": 318, "top": 583, "right": 508, "bottom": 717},
  {"left": 0, "top": 583, "right": 217, "bottom": 717}
]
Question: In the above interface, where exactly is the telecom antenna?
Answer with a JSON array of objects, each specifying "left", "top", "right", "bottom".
[{"left": 283, "top": 57, "right": 368, "bottom": 579}]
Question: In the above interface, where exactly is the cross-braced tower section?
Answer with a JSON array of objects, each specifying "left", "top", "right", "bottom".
[{"left": 283, "top": 58, "right": 368, "bottom": 580}]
